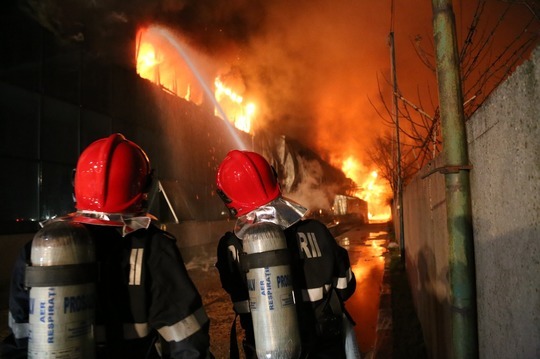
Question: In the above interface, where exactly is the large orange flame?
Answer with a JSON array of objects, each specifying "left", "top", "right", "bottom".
[
  {"left": 214, "top": 77, "right": 255, "bottom": 133},
  {"left": 135, "top": 29, "right": 204, "bottom": 104},
  {"left": 135, "top": 27, "right": 254, "bottom": 134},
  {"left": 341, "top": 156, "right": 391, "bottom": 222}
]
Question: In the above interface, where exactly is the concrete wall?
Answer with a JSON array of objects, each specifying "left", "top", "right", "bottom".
[
  {"left": 403, "top": 155, "right": 452, "bottom": 358},
  {"left": 403, "top": 46, "right": 540, "bottom": 359},
  {"left": 467, "top": 46, "right": 540, "bottom": 358}
]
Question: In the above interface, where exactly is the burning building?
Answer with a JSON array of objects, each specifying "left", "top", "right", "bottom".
[{"left": 0, "top": 1, "right": 362, "bottom": 248}]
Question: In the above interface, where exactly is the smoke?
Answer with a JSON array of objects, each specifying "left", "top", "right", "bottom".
[
  {"left": 18, "top": 0, "right": 265, "bottom": 55},
  {"left": 20, "top": 0, "right": 539, "bottom": 181},
  {"left": 284, "top": 157, "right": 340, "bottom": 211},
  {"left": 242, "top": 2, "right": 399, "bottom": 155},
  {"left": 18, "top": 0, "right": 426, "bottom": 161}
]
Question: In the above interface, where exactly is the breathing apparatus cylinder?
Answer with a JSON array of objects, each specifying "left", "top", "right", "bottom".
[
  {"left": 26, "top": 221, "right": 96, "bottom": 359},
  {"left": 242, "top": 222, "right": 301, "bottom": 359}
]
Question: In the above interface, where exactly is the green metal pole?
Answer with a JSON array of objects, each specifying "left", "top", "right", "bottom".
[
  {"left": 389, "top": 31, "right": 405, "bottom": 261},
  {"left": 431, "top": 1, "right": 478, "bottom": 358}
]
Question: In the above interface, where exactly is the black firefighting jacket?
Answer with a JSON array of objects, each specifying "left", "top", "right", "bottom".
[
  {"left": 7, "top": 224, "right": 212, "bottom": 359},
  {"left": 216, "top": 219, "right": 357, "bottom": 359}
]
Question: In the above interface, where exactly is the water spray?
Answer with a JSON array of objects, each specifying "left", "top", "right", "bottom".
[{"left": 146, "top": 25, "right": 248, "bottom": 150}]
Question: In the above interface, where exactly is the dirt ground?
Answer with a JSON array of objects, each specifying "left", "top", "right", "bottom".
[{"left": 187, "top": 264, "right": 238, "bottom": 359}]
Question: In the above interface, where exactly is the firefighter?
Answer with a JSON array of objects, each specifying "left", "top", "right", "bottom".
[
  {"left": 4, "top": 134, "right": 213, "bottom": 359},
  {"left": 215, "top": 150, "right": 359, "bottom": 359}
]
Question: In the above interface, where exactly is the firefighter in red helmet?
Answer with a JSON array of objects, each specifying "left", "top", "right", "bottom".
[
  {"left": 5, "top": 134, "right": 213, "bottom": 359},
  {"left": 215, "top": 150, "right": 360, "bottom": 359},
  {"left": 74, "top": 133, "right": 152, "bottom": 215}
]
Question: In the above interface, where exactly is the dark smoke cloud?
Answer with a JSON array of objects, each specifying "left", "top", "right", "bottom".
[
  {"left": 18, "top": 0, "right": 398, "bottom": 162},
  {"left": 18, "top": 0, "right": 265, "bottom": 53}
]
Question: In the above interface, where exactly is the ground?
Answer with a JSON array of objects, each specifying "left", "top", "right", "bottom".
[
  {"left": 387, "top": 247, "right": 428, "bottom": 359},
  {"left": 188, "top": 264, "right": 236, "bottom": 359}
]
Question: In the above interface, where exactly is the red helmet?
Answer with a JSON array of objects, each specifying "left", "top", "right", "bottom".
[
  {"left": 74, "top": 133, "right": 152, "bottom": 214},
  {"left": 216, "top": 150, "right": 281, "bottom": 217}
]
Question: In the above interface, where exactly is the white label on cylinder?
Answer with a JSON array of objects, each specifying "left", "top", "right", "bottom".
[
  {"left": 247, "top": 265, "right": 301, "bottom": 358},
  {"left": 28, "top": 284, "right": 95, "bottom": 359}
]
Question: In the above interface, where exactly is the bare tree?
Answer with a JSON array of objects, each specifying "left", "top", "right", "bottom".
[
  {"left": 369, "top": 0, "right": 539, "bottom": 191},
  {"left": 366, "top": 132, "right": 422, "bottom": 193}
]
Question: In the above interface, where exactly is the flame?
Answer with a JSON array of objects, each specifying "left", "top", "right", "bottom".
[
  {"left": 136, "top": 28, "right": 204, "bottom": 104},
  {"left": 135, "top": 27, "right": 255, "bottom": 134},
  {"left": 137, "top": 42, "right": 160, "bottom": 75},
  {"left": 214, "top": 77, "right": 255, "bottom": 133},
  {"left": 340, "top": 156, "right": 392, "bottom": 222}
]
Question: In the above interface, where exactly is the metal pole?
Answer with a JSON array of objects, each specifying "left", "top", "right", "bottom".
[
  {"left": 158, "top": 180, "right": 180, "bottom": 224},
  {"left": 431, "top": 0, "right": 478, "bottom": 357},
  {"left": 389, "top": 32, "right": 405, "bottom": 260}
]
